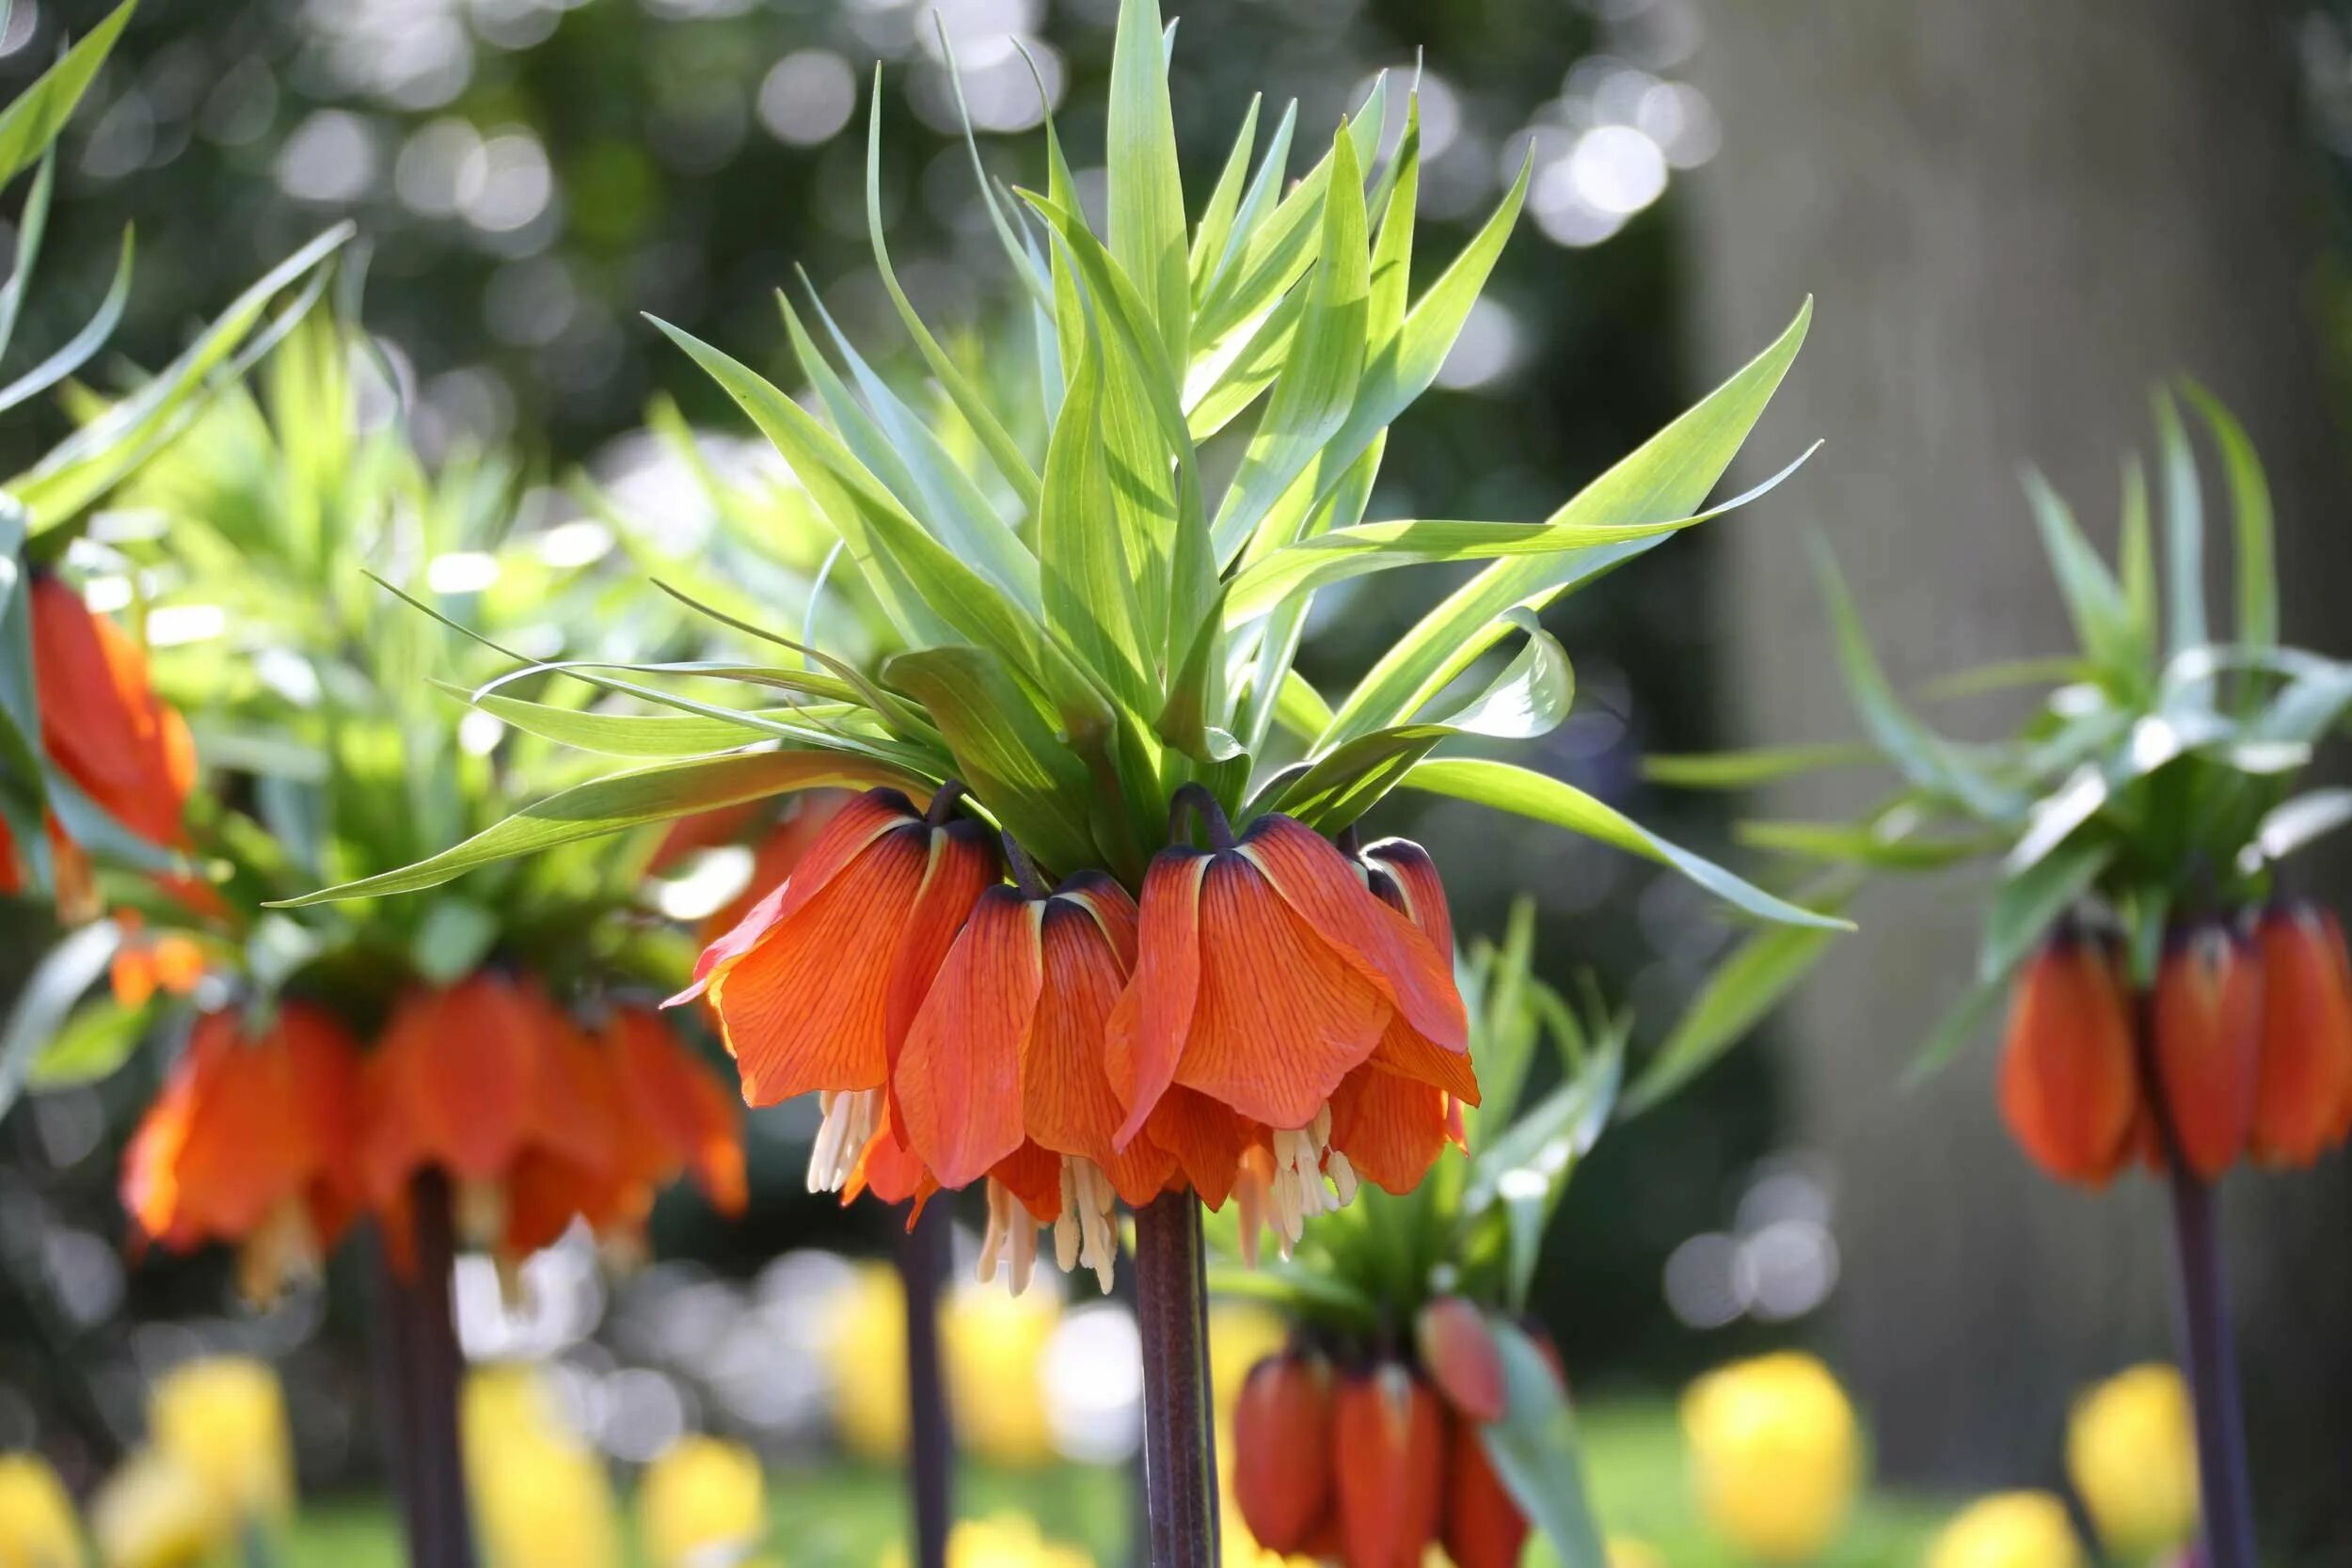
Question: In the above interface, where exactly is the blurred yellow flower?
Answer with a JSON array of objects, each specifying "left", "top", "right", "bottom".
[
  {"left": 88, "top": 1450, "right": 219, "bottom": 1568},
  {"left": 0, "top": 1452, "right": 85, "bottom": 1568},
  {"left": 944, "top": 1285, "right": 1060, "bottom": 1467},
  {"left": 825, "top": 1264, "right": 909, "bottom": 1462},
  {"left": 1925, "top": 1493, "right": 2084, "bottom": 1568},
  {"left": 878, "top": 1513, "right": 1091, "bottom": 1568},
  {"left": 640, "top": 1435, "right": 766, "bottom": 1568},
  {"left": 1605, "top": 1537, "right": 1668, "bottom": 1568},
  {"left": 464, "top": 1364, "right": 623, "bottom": 1568},
  {"left": 148, "top": 1357, "right": 294, "bottom": 1526},
  {"left": 823, "top": 1267, "right": 1063, "bottom": 1467},
  {"left": 1680, "top": 1351, "right": 1860, "bottom": 1564},
  {"left": 2066, "top": 1365, "right": 2197, "bottom": 1560}
]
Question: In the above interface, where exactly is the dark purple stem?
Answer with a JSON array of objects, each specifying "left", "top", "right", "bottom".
[
  {"left": 1133, "top": 1192, "right": 1218, "bottom": 1568},
  {"left": 370, "top": 1170, "right": 479, "bottom": 1568},
  {"left": 1167, "top": 784, "right": 1235, "bottom": 853},
  {"left": 896, "top": 1204, "right": 954, "bottom": 1568},
  {"left": 2131, "top": 991, "right": 2257, "bottom": 1568}
]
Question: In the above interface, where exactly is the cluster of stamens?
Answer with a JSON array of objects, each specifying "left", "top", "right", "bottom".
[
  {"left": 806, "top": 1089, "right": 880, "bottom": 1194},
  {"left": 1267, "top": 1103, "right": 1357, "bottom": 1254},
  {"left": 977, "top": 1178, "right": 1041, "bottom": 1294},
  {"left": 1053, "top": 1157, "right": 1120, "bottom": 1293}
]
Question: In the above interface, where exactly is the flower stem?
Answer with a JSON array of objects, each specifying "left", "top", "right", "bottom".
[
  {"left": 2131, "top": 992, "right": 2257, "bottom": 1568},
  {"left": 897, "top": 1204, "right": 955, "bottom": 1568},
  {"left": 369, "top": 1170, "right": 479, "bottom": 1568},
  {"left": 1133, "top": 1192, "right": 1219, "bottom": 1568}
]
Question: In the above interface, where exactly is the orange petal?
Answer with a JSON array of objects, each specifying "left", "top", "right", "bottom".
[
  {"left": 1332, "top": 1365, "right": 1444, "bottom": 1568},
  {"left": 896, "top": 887, "right": 1043, "bottom": 1190},
  {"left": 31, "top": 577, "right": 162, "bottom": 813},
  {"left": 1023, "top": 884, "right": 1172, "bottom": 1207},
  {"left": 1996, "top": 931, "right": 2139, "bottom": 1186},
  {"left": 1359, "top": 838, "right": 1455, "bottom": 958},
  {"left": 707, "top": 823, "right": 937, "bottom": 1104},
  {"left": 1108, "top": 850, "right": 1210, "bottom": 1148},
  {"left": 843, "top": 1098, "right": 937, "bottom": 1221},
  {"left": 695, "top": 792, "right": 854, "bottom": 939},
  {"left": 1327, "top": 1067, "right": 1452, "bottom": 1195},
  {"left": 2250, "top": 902, "right": 2352, "bottom": 1167},
  {"left": 2153, "top": 921, "right": 2261, "bottom": 1179},
  {"left": 991, "top": 1140, "right": 1065, "bottom": 1223},
  {"left": 517, "top": 985, "right": 621, "bottom": 1179},
  {"left": 143, "top": 1012, "right": 305, "bottom": 1242},
  {"left": 1242, "top": 816, "right": 1466, "bottom": 1055},
  {"left": 1440, "top": 1416, "right": 1528, "bottom": 1568},
  {"left": 369, "top": 975, "right": 539, "bottom": 1193},
  {"left": 1140, "top": 1087, "right": 1262, "bottom": 1210},
  {"left": 881, "top": 819, "right": 999, "bottom": 1070},
  {"left": 1170, "top": 852, "right": 1390, "bottom": 1130},
  {"left": 673, "top": 788, "right": 920, "bottom": 1005},
  {"left": 1232, "top": 1352, "right": 1335, "bottom": 1555},
  {"left": 607, "top": 1007, "right": 746, "bottom": 1213}
]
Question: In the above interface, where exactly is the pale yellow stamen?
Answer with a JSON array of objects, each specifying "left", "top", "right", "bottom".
[
  {"left": 1049, "top": 1157, "right": 1119, "bottom": 1293},
  {"left": 235, "top": 1196, "right": 321, "bottom": 1303},
  {"left": 977, "top": 1178, "right": 1041, "bottom": 1296},
  {"left": 1267, "top": 1101, "right": 1351, "bottom": 1253},
  {"left": 807, "top": 1090, "right": 879, "bottom": 1194}
]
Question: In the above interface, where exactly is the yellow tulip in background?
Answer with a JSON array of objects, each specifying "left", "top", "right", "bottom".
[
  {"left": 464, "top": 1364, "right": 623, "bottom": 1568},
  {"left": 823, "top": 1266, "right": 1064, "bottom": 1467},
  {"left": 0, "top": 1453, "right": 84, "bottom": 1568},
  {"left": 148, "top": 1358, "right": 295, "bottom": 1528},
  {"left": 2067, "top": 1365, "right": 2197, "bottom": 1561},
  {"left": 1681, "top": 1351, "right": 1862, "bottom": 1563},
  {"left": 1924, "top": 1493, "right": 2084, "bottom": 1568},
  {"left": 640, "top": 1435, "right": 767, "bottom": 1568},
  {"left": 879, "top": 1513, "right": 1092, "bottom": 1568},
  {"left": 1604, "top": 1537, "right": 1669, "bottom": 1568},
  {"left": 87, "top": 1450, "right": 217, "bottom": 1568}
]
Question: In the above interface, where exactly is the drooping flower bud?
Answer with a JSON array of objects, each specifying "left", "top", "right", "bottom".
[
  {"left": 2248, "top": 900, "right": 2352, "bottom": 1167},
  {"left": 1231, "top": 1351, "right": 1334, "bottom": 1556},
  {"left": 1416, "top": 1296, "right": 1507, "bottom": 1423},
  {"left": 1331, "top": 1362, "right": 1443, "bottom": 1568},
  {"left": 2151, "top": 919, "right": 2262, "bottom": 1178},
  {"left": 1440, "top": 1415, "right": 1529, "bottom": 1568},
  {"left": 1996, "top": 926, "right": 2139, "bottom": 1185}
]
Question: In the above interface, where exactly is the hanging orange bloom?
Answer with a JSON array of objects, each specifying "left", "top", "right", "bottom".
[
  {"left": 2150, "top": 919, "right": 2262, "bottom": 1179},
  {"left": 1440, "top": 1415, "right": 1527, "bottom": 1568},
  {"left": 602, "top": 1004, "right": 749, "bottom": 1216},
  {"left": 3, "top": 576, "right": 198, "bottom": 917},
  {"left": 895, "top": 868, "right": 1175, "bottom": 1290},
  {"left": 361, "top": 973, "right": 617, "bottom": 1263},
  {"left": 671, "top": 786, "right": 994, "bottom": 1163},
  {"left": 1232, "top": 1349, "right": 1334, "bottom": 1556},
  {"left": 121, "top": 1002, "right": 362, "bottom": 1299},
  {"left": 691, "top": 792, "right": 854, "bottom": 941},
  {"left": 1996, "top": 926, "right": 2140, "bottom": 1186},
  {"left": 1108, "top": 800, "right": 1466, "bottom": 1251},
  {"left": 2249, "top": 900, "right": 2352, "bottom": 1167},
  {"left": 1330, "top": 1363, "right": 1444, "bottom": 1568}
]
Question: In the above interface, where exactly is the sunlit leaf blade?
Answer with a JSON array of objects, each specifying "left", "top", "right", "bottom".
[
  {"left": 2242, "top": 788, "right": 2352, "bottom": 870},
  {"left": 29, "top": 991, "right": 154, "bottom": 1091},
  {"left": 15, "top": 223, "right": 355, "bottom": 535},
  {"left": 1642, "top": 742, "right": 1880, "bottom": 789},
  {"left": 1978, "top": 834, "right": 2111, "bottom": 984},
  {"left": 1403, "top": 757, "right": 1850, "bottom": 930},
  {"left": 0, "top": 0, "right": 135, "bottom": 192},
  {"left": 433, "top": 681, "right": 849, "bottom": 758},
  {"left": 1480, "top": 1322, "right": 1607, "bottom": 1568},
  {"left": 1323, "top": 298, "right": 1813, "bottom": 748},
  {"left": 1105, "top": 0, "right": 1188, "bottom": 369},
  {"left": 1224, "top": 442, "right": 1818, "bottom": 625},
  {"left": 2118, "top": 453, "right": 2155, "bottom": 666},
  {"left": 1270, "top": 723, "right": 1453, "bottom": 832},
  {"left": 0, "top": 228, "right": 132, "bottom": 417},
  {"left": 2153, "top": 387, "right": 2205, "bottom": 658},
  {"left": 884, "top": 645, "right": 1101, "bottom": 876},
  {"left": 2180, "top": 379, "right": 2275, "bottom": 656},
  {"left": 0, "top": 918, "right": 123, "bottom": 1118},
  {"left": 2022, "top": 467, "right": 2135, "bottom": 679},
  {"left": 1038, "top": 322, "right": 1152, "bottom": 715},
  {"left": 0, "top": 148, "right": 56, "bottom": 365},
  {"left": 1422, "top": 609, "right": 1572, "bottom": 740},
  {"left": 273, "top": 749, "right": 927, "bottom": 906},
  {"left": 1623, "top": 902, "right": 1849, "bottom": 1115},
  {"left": 1187, "top": 93, "right": 1260, "bottom": 289}
]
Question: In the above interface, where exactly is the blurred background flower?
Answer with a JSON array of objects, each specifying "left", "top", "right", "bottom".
[
  {"left": 1923, "top": 1493, "right": 2085, "bottom": 1568},
  {"left": 1679, "top": 1351, "right": 1860, "bottom": 1563},
  {"left": 2067, "top": 1365, "right": 2198, "bottom": 1564},
  {"left": 0, "top": 1451, "right": 84, "bottom": 1568}
]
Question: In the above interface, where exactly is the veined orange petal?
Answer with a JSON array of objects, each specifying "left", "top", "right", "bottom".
[
  {"left": 1242, "top": 816, "right": 1467, "bottom": 1055},
  {"left": 673, "top": 789, "right": 920, "bottom": 1004},
  {"left": 707, "top": 824, "right": 936, "bottom": 1104},
  {"left": 1169, "top": 852, "right": 1389, "bottom": 1129},
  {"left": 1025, "top": 884, "right": 1171, "bottom": 1207},
  {"left": 695, "top": 792, "right": 854, "bottom": 939},
  {"left": 1358, "top": 838, "right": 1455, "bottom": 956},
  {"left": 897, "top": 886, "right": 1045, "bottom": 1191},
  {"left": 843, "top": 1097, "right": 937, "bottom": 1221},
  {"left": 881, "top": 819, "right": 998, "bottom": 1071},
  {"left": 1140, "top": 1087, "right": 1261, "bottom": 1210},
  {"left": 1108, "top": 850, "right": 1209, "bottom": 1148},
  {"left": 1327, "top": 1067, "right": 1452, "bottom": 1195},
  {"left": 368, "top": 975, "right": 539, "bottom": 1196},
  {"left": 990, "top": 1139, "right": 1064, "bottom": 1223}
]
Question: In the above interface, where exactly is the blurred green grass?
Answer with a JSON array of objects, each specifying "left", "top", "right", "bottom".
[{"left": 280, "top": 1402, "right": 1943, "bottom": 1568}]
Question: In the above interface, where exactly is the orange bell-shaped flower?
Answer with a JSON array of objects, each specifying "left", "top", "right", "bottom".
[
  {"left": 1996, "top": 926, "right": 2139, "bottom": 1186},
  {"left": 672, "top": 786, "right": 994, "bottom": 1123},
  {"left": 603, "top": 1005, "right": 749, "bottom": 1215},
  {"left": 121, "top": 1002, "right": 362, "bottom": 1300},
  {"left": 2151, "top": 918, "right": 2262, "bottom": 1179},
  {"left": 1330, "top": 1362, "right": 1443, "bottom": 1568},
  {"left": 2249, "top": 900, "right": 2352, "bottom": 1167},
  {"left": 1232, "top": 1350, "right": 1334, "bottom": 1555},
  {"left": 1440, "top": 1413, "right": 1528, "bottom": 1568}
]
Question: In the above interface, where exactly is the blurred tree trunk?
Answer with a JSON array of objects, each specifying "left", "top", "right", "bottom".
[{"left": 1680, "top": 0, "right": 2352, "bottom": 1546}]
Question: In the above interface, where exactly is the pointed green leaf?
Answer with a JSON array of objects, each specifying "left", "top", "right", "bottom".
[
  {"left": 1480, "top": 1322, "right": 1608, "bottom": 1568},
  {"left": 2153, "top": 388, "right": 2206, "bottom": 658},
  {"left": 1106, "top": 0, "right": 1189, "bottom": 368},
  {"left": 1188, "top": 94, "right": 1261, "bottom": 290},
  {"left": 2180, "top": 382, "right": 2275, "bottom": 656},
  {"left": 1038, "top": 321, "right": 1152, "bottom": 715},
  {"left": 1623, "top": 905, "right": 1848, "bottom": 1115},
  {"left": 1979, "top": 834, "right": 2111, "bottom": 984},
  {"left": 0, "top": 0, "right": 135, "bottom": 192},
  {"left": 0, "top": 226, "right": 133, "bottom": 417},
  {"left": 1642, "top": 743, "right": 1880, "bottom": 789}
]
